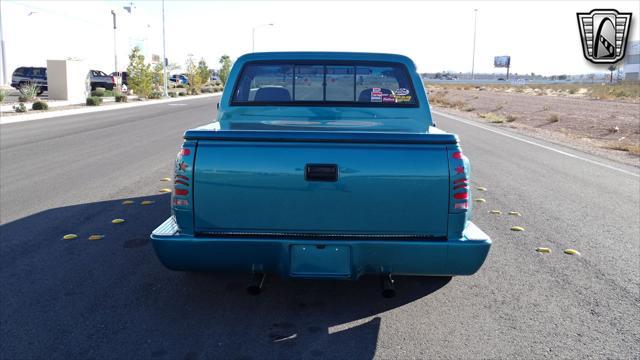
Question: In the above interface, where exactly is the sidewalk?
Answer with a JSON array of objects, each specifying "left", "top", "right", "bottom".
[{"left": 0, "top": 93, "right": 221, "bottom": 125}]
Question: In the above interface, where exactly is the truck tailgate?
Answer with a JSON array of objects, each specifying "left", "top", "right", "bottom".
[{"left": 190, "top": 131, "right": 454, "bottom": 237}]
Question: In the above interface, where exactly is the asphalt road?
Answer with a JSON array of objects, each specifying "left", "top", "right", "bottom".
[{"left": 1, "top": 98, "right": 638, "bottom": 359}]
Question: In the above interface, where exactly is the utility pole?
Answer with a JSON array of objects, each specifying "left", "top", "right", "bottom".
[
  {"left": 0, "top": 6, "right": 7, "bottom": 86},
  {"left": 111, "top": 10, "right": 118, "bottom": 74},
  {"left": 161, "top": 0, "right": 168, "bottom": 97},
  {"left": 252, "top": 23, "right": 273, "bottom": 52},
  {"left": 471, "top": 9, "right": 478, "bottom": 80}
]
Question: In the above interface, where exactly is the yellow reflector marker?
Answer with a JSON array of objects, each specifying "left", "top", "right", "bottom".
[
  {"left": 475, "top": 198, "right": 486, "bottom": 203},
  {"left": 477, "top": 187, "right": 487, "bottom": 191},
  {"left": 159, "top": 188, "right": 172, "bottom": 193},
  {"left": 508, "top": 211, "right": 521, "bottom": 216},
  {"left": 63, "top": 234, "right": 78, "bottom": 240},
  {"left": 121, "top": 200, "right": 134, "bottom": 205},
  {"left": 510, "top": 226, "right": 525, "bottom": 231},
  {"left": 111, "top": 218, "right": 125, "bottom": 224},
  {"left": 489, "top": 210, "right": 502, "bottom": 214},
  {"left": 160, "top": 177, "right": 171, "bottom": 182},
  {"left": 564, "top": 249, "right": 580, "bottom": 256},
  {"left": 140, "top": 200, "right": 155, "bottom": 205},
  {"left": 536, "top": 247, "right": 551, "bottom": 253},
  {"left": 88, "top": 235, "right": 104, "bottom": 241}
]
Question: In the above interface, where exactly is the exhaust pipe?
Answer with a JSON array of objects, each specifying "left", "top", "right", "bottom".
[
  {"left": 381, "top": 274, "right": 395, "bottom": 298},
  {"left": 247, "top": 272, "right": 265, "bottom": 295}
]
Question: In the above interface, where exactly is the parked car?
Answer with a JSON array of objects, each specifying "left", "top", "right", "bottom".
[
  {"left": 151, "top": 52, "right": 492, "bottom": 295},
  {"left": 11, "top": 66, "right": 47, "bottom": 94},
  {"left": 90, "top": 70, "right": 115, "bottom": 90},
  {"left": 169, "top": 74, "right": 189, "bottom": 85},
  {"left": 110, "top": 71, "right": 128, "bottom": 86}
]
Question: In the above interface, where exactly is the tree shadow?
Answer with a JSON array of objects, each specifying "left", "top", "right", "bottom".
[{"left": 0, "top": 195, "right": 451, "bottom": 360}]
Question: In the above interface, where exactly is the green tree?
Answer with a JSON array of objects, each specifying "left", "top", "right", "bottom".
[
  {"left": 197, "top": 58, "right": 210, "bottom": 85},
  {"left": 127, "top": 47, "right": 153, "bottom": 98},
  {"left": 185, "top": 55, "right": 203, "bottom": 94},
  {"left": 219, "top": 55, "right": 233, "bottom": 85},
  {"left": 152, "top": 63, "right": 165, "bottom": 90}
]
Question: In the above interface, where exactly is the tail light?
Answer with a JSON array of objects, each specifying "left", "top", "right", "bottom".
[
  {"left": 111, "top": 76, "right": 117, "bottom": 84},
  {"left": 449, "top": 147, "right": 469, "bottom": 213},
  {"left": 172, "top": 143, "right": 194, "bottom": 208}
]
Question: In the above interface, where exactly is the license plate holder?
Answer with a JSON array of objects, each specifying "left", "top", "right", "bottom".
[{"left": 290, "top": 245, "right": 351, "bottom": 277}]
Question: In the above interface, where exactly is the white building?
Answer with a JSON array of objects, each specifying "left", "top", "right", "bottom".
[{"left": 624, "top": 40, "right": 640, "bottom": 81}]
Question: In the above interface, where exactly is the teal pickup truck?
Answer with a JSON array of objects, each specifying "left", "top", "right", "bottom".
[{"left": 151, "top": 52, "right": 491, "bottom": 295}]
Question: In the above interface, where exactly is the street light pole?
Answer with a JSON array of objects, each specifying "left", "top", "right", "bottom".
[
  {"left": 471, "top": 9, "right": 478, "bottom": 80},
  {"left": 0, "top": 6, "right": 8, "bottom": 86},
  {"left": 251, "top": 23, "right": 273, "bottom": 52},
  {"left": 111, "top": 10, "right": 118, "bottom": 74},
  {"left": 161, "top": 0, "right": 168, "bottom": 97}
]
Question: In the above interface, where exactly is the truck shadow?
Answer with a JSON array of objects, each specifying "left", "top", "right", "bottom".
[{"left": 0, "top": 195, "right": 451, "bottom": 360}]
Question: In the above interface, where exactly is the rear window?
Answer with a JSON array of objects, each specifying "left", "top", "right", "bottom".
[{"left": 232, "top": 61, "right": 417, "bottom": 107}]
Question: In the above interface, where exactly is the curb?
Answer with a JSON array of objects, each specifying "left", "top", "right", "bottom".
[{"left": 0, "top": 92, "right": 222, "bottom": 125}]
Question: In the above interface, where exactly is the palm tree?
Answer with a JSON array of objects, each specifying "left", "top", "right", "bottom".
[{"left": 607, "top": 65, "right": 617, "bottom": 83}]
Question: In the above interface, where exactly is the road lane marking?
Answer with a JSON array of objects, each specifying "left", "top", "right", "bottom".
[
  {"left": 433, "top": 110, "right": 640, "bottom": 178},
  {"left": 168, "top": 103, "right": 187, "bottom": 106}
]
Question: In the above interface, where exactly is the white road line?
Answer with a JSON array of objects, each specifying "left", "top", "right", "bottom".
[
  {"left": 432, "top": 110, "right": 640, "bottom": 178},
  {"left": 167, "top": 103, "right": 187, "bottom": 106}
]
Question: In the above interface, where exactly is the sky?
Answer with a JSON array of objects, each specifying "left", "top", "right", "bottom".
[{"left": 1, "top": 0, "right": 639, "bottom": 80}]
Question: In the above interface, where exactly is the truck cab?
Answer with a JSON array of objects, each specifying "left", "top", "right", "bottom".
[{"left": 151, "top": 52, "right": 491, "bottom": 291}]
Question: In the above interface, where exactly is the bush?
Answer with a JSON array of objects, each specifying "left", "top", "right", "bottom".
[
  {"left": 91, "top": 88, "right": 105, "bottom": 97},
  {"left": 177, "top": 84, "right": 186, "bottom": 88},
  {"left": 32, "top": 101, "right": 49, "bottom": 110},
  {"left": 0, "top": 88, "right": 7, "bottom": 102},
  {"left": 86, "top": 96, "right": 103, "bottom": 106},
  {"left": 148, "top": 91, "right": 162, "bottom": 99},
  {"left": 18, "top": 95, "right": 29, "bottom": 102},
  {"left": 18, "top": 82, "right": 40, "bottom": 101},
  {"left": 178, "top": 92, "right": 186, "bottom": 96},
  {"left": 13, "top": 103, "right": 27, "bottom": 113},
  {"left": 115, "top": 94, "right": 128, "bottom": 103},
  {"left": 169, "top": 92, "right": 177, "bottom": 98}
]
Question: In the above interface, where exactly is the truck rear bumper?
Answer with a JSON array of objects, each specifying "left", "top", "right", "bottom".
[{"left": 150, "top": 217, "right": 491, "bottom": 279}]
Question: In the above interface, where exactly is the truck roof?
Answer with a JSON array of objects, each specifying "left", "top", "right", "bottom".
[{"left": 235, "top": 52, "right": 417, "bottom": 69}]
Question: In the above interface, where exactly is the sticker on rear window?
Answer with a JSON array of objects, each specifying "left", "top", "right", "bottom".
[
  {"left": 382, "top": 95, "right": 396, "bottom": 103},
  {"left": 395, "top": 88, "right": 410, "bottom": 96},
  {"left": 395, "top": 95, "right": 412, "bottom": 102}
]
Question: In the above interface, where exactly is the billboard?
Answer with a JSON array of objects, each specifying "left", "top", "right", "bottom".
[{"left": 494, "top": 56, "right": 511, "bottom": 68}]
